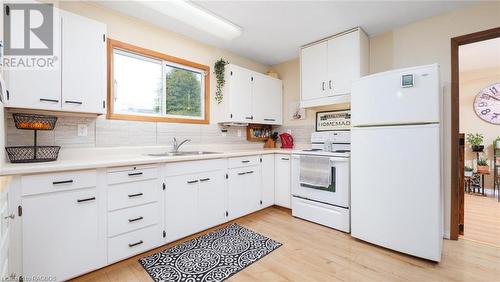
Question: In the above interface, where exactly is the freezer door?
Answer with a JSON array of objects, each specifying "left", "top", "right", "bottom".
[
  {"left": 351, "top": 64, "right": 440, "bottom": 126},
  {"left": 351, "top": 124, "right": 442, "bottom": 261}
]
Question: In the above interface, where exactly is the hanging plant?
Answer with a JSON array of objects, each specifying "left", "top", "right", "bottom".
[{"left": 214, "top": 58, "right": 228, "bottom": 104}]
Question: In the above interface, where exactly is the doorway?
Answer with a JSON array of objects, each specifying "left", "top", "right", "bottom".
[{"left": 451, "top": 27, "right": 500, "bottom": 242}]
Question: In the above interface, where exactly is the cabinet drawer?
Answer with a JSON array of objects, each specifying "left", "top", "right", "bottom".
[
  {"left": 108, "top": 178, "right": 159, "bottom": 211},
  {"left": 228, "top": 155, "right": 260, "bottom": 168},
  {"left": 107, "top": 165, "right": 159, "bottom": 185},
  {"left": 108, "top": 224, "right": 161, "bottom": 263},
  {"left": 108, "top": 202, "right": 159, "bottom": 237},
  {"left": 21, "top": 169, "right": 97, "bottom": 196}
]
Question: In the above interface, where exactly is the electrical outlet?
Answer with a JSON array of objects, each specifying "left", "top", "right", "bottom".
[
  {"left": 77, "top": 124, "right": 88, "bottom": 137},
  {"left": 237, "top": 129, "right": 242, "bottom": 137}
]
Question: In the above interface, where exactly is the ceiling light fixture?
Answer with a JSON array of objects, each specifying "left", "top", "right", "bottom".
[{"left": 140, "top": 0, "right": 242, "bottom": 40}]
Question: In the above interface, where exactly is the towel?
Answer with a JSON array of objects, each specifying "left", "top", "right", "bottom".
[{"left": 299, "top": 155, "right": 331, "bottom": 188}]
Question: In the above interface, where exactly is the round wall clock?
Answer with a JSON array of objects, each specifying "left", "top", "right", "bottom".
[{"left": 473, "top": 82, "right": 500, "bottom": 124}]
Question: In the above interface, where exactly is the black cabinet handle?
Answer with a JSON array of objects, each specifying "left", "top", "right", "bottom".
[
  {"left": 242, "top": 160, "right": 250, "bottom": 163},
  {"left": 128, "top": 216, "right": 143, "bottom": 223},
  {"left": 245, "top": 116, "right": 253, "bottom": 120},
  {"left": 128, "top": 172, "right": 143, "bottom": 176},
  {"left": 281, "top": 157, "right": 290, "bottom": 161},
  {"left": 322, "top": 82, "right": 326, "bottom": 91},
  {"left": 128, "top": 240, "right": 143, "bottom": 247},
  {"left": 246, "top": 171, "right": 254, "bottom": 174},
  {"left": 264, "top": 118, "right": 276, "bottom": 121},
  {"left": 53, "top": 180, "right": 73, "bottom": 185},
  {"left": 65, "top": 100, "right": 83, "bottom": 105},
  {"left": 200, "top": 178, "right": 210, "bottom": 182},
  {"left": 40, "top": 98, "right": 59, "bottom": 103},
  {"left": 77, "top": 197, "right": 96, "bottom": 203},
  {"left": 329, "top": 80, "right": 332, "bottom": 90},
  {"left": 128, "top": 193, "right": 143, "bottom": 198},
  {"left": 237, "top": 172, "right": 246, "bottom": 176},
  {"left": 187, "top": 180, "right": 199, "bottom": 184}
]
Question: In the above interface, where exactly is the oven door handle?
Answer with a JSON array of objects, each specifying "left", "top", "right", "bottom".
[{"left": 299, "top": 182, "right": 335, "bottom": 192}]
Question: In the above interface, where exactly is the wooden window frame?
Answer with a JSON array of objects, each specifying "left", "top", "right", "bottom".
[{"left": 107, "top": 39, "right": 210, "bottom": 124}]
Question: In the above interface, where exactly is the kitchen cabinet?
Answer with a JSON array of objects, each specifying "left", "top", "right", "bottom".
[
  {"left": 227, "top": 165, "right": 261, "bottom": 220},
  {"left": 300, "top": 27, "right": 368, "bottom": 108},
  {"left": 275, "top": 154, "right": 291, "bottom": 208},
  {"left": 0, "top": 178, "right": 12, "bottom": 281},
  {"left": 261, "top": 154, "right": 275, "bottom": 208},
  {"left": 5, "top": 8, "right": 106, "bottom": 114},
  {"left": 164, "top": 160, "right": 226, "bottom": 242},
  {"left": 22, "top": 187, "right": 106, "bottom": 281},
  {"left": 218, "top": 64, "right": 282, "bottom": 125}
]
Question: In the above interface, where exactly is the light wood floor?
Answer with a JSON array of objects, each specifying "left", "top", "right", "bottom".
[
  {"left": 73, "top": 207, "right": 500, "bottom": 282},
  {"left": 463, "top": 192, "right": 500, "bottom": 247}
]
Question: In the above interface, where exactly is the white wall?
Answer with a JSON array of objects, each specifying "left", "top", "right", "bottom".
[{"left": 272, "top": 2, "right": 500, "bottom": 238}]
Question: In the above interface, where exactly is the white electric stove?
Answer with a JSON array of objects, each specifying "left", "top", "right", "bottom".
[{"left": 291, "top": 131, "right": 351, "bottom": 232}]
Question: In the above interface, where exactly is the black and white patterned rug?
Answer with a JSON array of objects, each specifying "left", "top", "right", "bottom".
[{"left": 139, "top": 223, "right": 282, "bottom": 282}]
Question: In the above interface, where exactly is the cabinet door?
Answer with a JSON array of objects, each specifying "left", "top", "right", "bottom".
[
  {"left": 227, "top": 168, "right": 249, "bottom": 220},
  {"left": 22, "top": 188, "right": 105, "bottom": 281},
  {"left": 5, "top": 14, "right": 61, "bottom": 110},
  {"left": 245, "top": 165, "right": 262, "bottom": 213},
  {"left": 327, "top": 30, "right": 360, "bottom": 96},
  {"left": 61, "top": 11, "right": 106, "bottom": 113},
  {"left": 198, "top": 171, "right": 225, "bottom": 231},
  {"left": 300, "top": 41, "right": 328, "bottom": 101},
  {"left": 252, "top": 73, "right": 282, "bottom": 125},
  {"left": 227, "top": 65, "right": 253, "bottom": 122},
  {"left": 275, "top": 154, "right": 291, "bottom": 208},
  {"left": 165, "top": 174, "right": 198, "bottom": 242},
  {"left": 261, "top": 155, "right": 275, "bottom": 208}
]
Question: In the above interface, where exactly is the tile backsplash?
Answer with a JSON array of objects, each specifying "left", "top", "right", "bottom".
[
  {"left": 4, "top": 111, "right": 313, "bottom": 148},
  {"left": 5, "top": 112, "right": 314, "bottom": 148}
]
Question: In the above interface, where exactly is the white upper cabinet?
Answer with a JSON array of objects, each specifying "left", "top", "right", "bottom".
[
  {"left": 61, "top": 11, "right": 106, "bottom": 114},
  {"left": 252, "top": 73, "right": 283, "bottom": 124},
  {"left": 5, "top": 8, "right": 106, "bottom": 114},
  {"left": 300, "top": 27, "right": 369, "bottom": 108},
  {"left": 218, "top": 64, "right": 282, "bottom": 125}
]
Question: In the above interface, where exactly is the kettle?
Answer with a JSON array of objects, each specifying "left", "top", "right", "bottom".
[{"left": 279, "top": 133, "right": 294, "bottom": 149}]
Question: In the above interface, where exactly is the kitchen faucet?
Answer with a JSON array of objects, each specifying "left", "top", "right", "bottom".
[{"left": 172, "top": 137, "right": 191, "bottom": 153}]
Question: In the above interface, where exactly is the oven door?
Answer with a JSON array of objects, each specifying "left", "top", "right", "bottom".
[{"left": 292, "top": 154, "right": 350, "bottom": 208}]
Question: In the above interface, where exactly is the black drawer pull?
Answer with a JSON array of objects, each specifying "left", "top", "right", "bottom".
[
  {"left": 53, "top": 180, "right": 73, "bottom": 185},
  {"left": 237, "top": 172, "right": 246, "bottom": 176},
  {"left": 128, "top": 216, "right": 143, "bottom": 223},
  {"left": 40, "top": 98, "right": 59, "bottom": 103},
  {"left": 241, "top": 160, "right": 250, "bottom": 163},
  {"left": 187, "top": 180, "right": 199, "bottom": 184},
  {"left": 245, "top": 116, "right": 253, "bottom": 120},
  {"left": 128, "top": 172, "right": 143, "bottom": 176},
  {"left": 128, "top": 193, "right": 143, "bottom": 198},
  {"left": 264, "top": 118, "right": 276, "bottom": 121},
  {"left": 128, "top": 240, "right": 143, "bottom": 248},
  {"left": 246, "top": 171, "right": 254, "bottom": 174},
  {"left": 77, "top": 197, "right": 96, "bottom": 203},
  {"left": 200, "top": 178, "right": 210, "bottom": 182},
  {"left": 281, "top": 157, "right": 290, "bottom": 161},
  {"left": 65, "top": 100, "right": 83, "bottom": 105}
]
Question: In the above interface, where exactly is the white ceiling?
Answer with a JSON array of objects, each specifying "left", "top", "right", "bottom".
[
  {"left": 459, "top": 37, "right": 500, "bottom": 72},
  {"left": 98, "top": 1, "right": 476, "bottom": 66}
]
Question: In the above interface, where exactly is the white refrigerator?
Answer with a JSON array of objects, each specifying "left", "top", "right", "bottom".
[{"left": 350, "top": 64, "right": 443, "bottom": 262}]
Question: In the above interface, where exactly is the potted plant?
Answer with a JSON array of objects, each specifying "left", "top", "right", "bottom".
[
  {"left": 464, "top": 166, "right": 473, "bottom": 177},
  {"left": 494, "top": 136, "right": 500, "bottom": 149},
  {"left": 466, "top": 133, "right": 484, "bottom": 152},
  {"left": 477, "top": 158, "right": 489, "bottom": 174},
  {"left": 214, "top": 58, "right": 228, "bottom": 104}
]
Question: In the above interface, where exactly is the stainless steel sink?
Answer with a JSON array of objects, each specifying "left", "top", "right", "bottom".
[{"left": 147, "top": 151, "right": 221, "bottom": 157}]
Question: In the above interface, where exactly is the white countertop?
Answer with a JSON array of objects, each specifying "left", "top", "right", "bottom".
[{"left": 0, "top": 145, "right": 297, "bottom": 176}]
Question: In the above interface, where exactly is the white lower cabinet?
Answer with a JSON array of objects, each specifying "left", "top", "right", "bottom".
[
  {"left": 275, "top": 154, "right": 291, "bottom": 208},
  {"left": 108, "top": 224, "right": 162, "bottom": 263},
  {"left": 22, "top": 187, "right": 106, "bottom": 281},
  {"left": 227, "top": 164, "right": 261, "bottom": 220},
  {"left": 197, "top": 171, "right": 226, "bottom": 231},
  {"left": 261, "top": 154, "right": 275, "bottom": 208}
]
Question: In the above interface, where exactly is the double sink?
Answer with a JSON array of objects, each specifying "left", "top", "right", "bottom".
[{"left": 147, "top": 151, "right": 221, "bottom": 157}]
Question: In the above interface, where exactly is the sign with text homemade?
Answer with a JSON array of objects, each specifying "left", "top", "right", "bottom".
[{"left": 316, "top": 110, "right": 351, "bottom": 131}]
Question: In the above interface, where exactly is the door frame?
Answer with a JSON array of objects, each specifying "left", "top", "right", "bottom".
[{"left": 450, "top": 27, "right": 500, "bottom": 240}]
